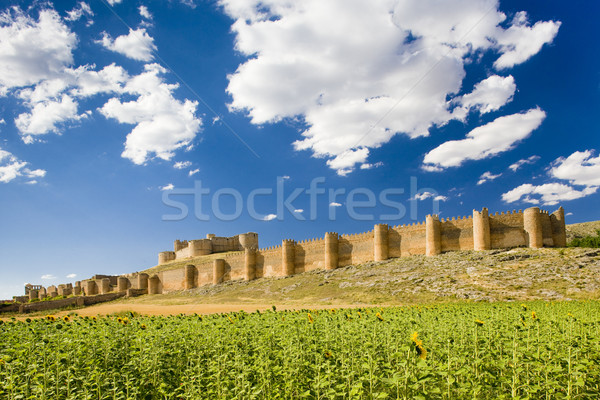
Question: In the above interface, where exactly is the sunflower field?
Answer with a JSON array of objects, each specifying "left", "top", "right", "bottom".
[{"left": 1, "top": 301, "right": 600, "bottom": 399}]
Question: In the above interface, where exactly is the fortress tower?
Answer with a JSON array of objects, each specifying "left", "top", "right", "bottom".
[{"left": 158, "top": 232, "right": 259, "bottom": 265}]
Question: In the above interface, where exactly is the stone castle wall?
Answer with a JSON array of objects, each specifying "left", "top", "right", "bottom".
[{"left": 27, "top": 206, "right": 566, "bottom": 299}]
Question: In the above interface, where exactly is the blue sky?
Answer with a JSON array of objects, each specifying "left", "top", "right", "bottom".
[{"left": 0, "top": 0, "right": 599, "bottom": 299}]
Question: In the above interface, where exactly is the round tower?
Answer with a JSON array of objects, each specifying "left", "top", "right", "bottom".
[
  {"left": 148, "top": 275, "right": 160, "bottom": 294},
  {"left": 425, "top": 215, "right": 441, "bottom": 256},
  {"left": 99, "top": 278, "right": 111, "bottom": 294},
  {"left": 185, "top": 265, "right": 196, "bottom": 290},
  {"left": 282, "top": 239, "right": 296, "bottom": 276},
  {"left": 213, "top": 259, "right": 225, "bottom": 285},
  {"left": 84, "top": 280, "right": 97, "bottom": 296},
  {"left": 138, "top": 273, "right": 149, "bottom": 291},
  {"left": 244, "top": 247, "right": 256, "bottom": 281},
  {"left": 373, "top": 224, "right": 389, "bottom": 261},
  {"left": 158, "top": 251, "right": 176, "bottom": 265},
  {"left": 473, "top": 208, "right": 491, "bottom": 251},
  {"left": 551, "top": 206, "right": 567, "bottom": 247},
  {"left": 239, "top": 232, "right": 259, "bottom": 251},
  {"left": 324, "top": 232, "right": 339, "bottom": 270},
  {"left": 524, "top": 207, "right": 543, "bottom": 248},
  {"left": 189, "top": 239, "right": 212, "bottom": 257},
  {"left": 28, "top": 289, "right": 38, "bottom": 301},
  {"left": 117, "top": 276, "right": 129, "bottom": 292}
]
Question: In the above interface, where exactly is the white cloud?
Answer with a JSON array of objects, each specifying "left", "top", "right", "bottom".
[
  {"left": 160, "top": 183, "right": 174, "bottom": 191},
  {"left": 99, "top": 28, "right": 157, "bottom": 62},
  {"left": 15, "top": 94, "right": 86, "bottom": 136},
  {"left": 174, "top": 161, "right": 192, "bottom": 169},
  {"left": 501, "top": 183, "right": 597, "bottom": 206},
  {"left": 106, "top": 0, "right": 123, "bottom": 6},
  {"left": 502, "top": 150, "right": 600, "bottom": 206},
  {"left": 41, "top": 274, "right": 57, "bottom": 280},
  {"left": 65, "top": 2, "right": 94, "bottom": 23},
  {"left": 413, "top": 192, "right": 434, "bottom": 201},
  {"left": 139, "top": 6, "right": 152, "bottom": 20},
  {"left": 281, "top": 175, "right": 290, "bottom": 180},
  {"left": 494, "top": 12, "right": 561, "bottom": 69},
  {"left": 0, "top": 8, "right": 76, "bottom": 90},
  {"left": 66, "top": 273, "right": 77, "bottom": 278},
  {"left": 189, "top": 168, "right": 200, "bottom": 176},
  {"left": 329, "top": 202, "right": 342, "bottom": 207},
  {"left": 550, "top": 150, "right": 600, "bottom": 187},
  {"left": 360, "top": 161, "right": 383, "bottom": 170},
  {"left": 263, "top": 213, "right": 277, "bottom": 221},
  {"left": 454, "top": 75, "right": 516, "bottom": 118},
  {"left": 221, "top": 1, "right": 559, "bottom": 174},
  {"left": 0, "top": 146, "right": 46, "bottom": 183},
  {"left": 423, "top": 108, "right": 546, "bottom": 170},
  {"left": 100, "top": 64, "right": 202, "bottom": 164},
  {"left": 180, "top": 0, "right": 197, "bottom": 8},
  {"left": 411, "top": 191, "right": 447, "bottom": 201},
  {"left": 293, "top": 209, "right": 303, "bottom": 213},
  {"left": 477, "top": 171, "right": 502, "bottom": 185},
  {"left": 566, "top": 212, "right": 573, "bottom": 216},
  {"left": 508, "top": 155, "right": 540, "bottom": 172}
]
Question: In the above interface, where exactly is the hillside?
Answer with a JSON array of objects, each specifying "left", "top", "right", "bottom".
[
  {"left": 104, "top": 246, "right": 600, "bottom": 309},
  {"left": 566, "top": 220, "right": 600, "bottom": 241}
]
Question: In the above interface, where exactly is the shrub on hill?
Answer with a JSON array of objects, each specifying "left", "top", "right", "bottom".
[{"left": 568, "top": 229, "right": 600, "bottom": 248}]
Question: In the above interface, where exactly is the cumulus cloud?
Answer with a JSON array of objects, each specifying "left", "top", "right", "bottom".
[
  {"left": 15, "top": 94, "right": 86, "bottom": 136},
  {"left": 509, "top": 155, "right": 540, "bottom": 172},
  {"left": 100, "top": 64, "right": 202, "bottom": 164},
  {"left": 412, "top": 191, "right": 447, "bottom": 202},
  {"left": 106, "top": 0, "right": 123, "bottom": 6},
  {"left": 174, "top": 161, "right": 192, "bottom": 169},
  {"left": 66, "top": 273, "right": 77, "bottom": 278},
  {"left": 139, "top": 6, "right": 152, "bottom": 20},
  {"left": 360, "top": 161, "right": 384, "bottom": 170},
  {"left": 329, "top": 202, "right": 342, "bottom": 207},
  {"left": 99, "top": 28, "right": 157, "bottom": 62},
  {"left": 220, "top": 0, "right": 560, "bottom": 174},
  {"left": 189, "top": 168, "right": 200, "bottom": 176},
  {"left": 423, "top": 108, "right": 546, "bottom": 170},
  {"left": 0, "top": 147, "right": 46, "bottom": 183},
  {"left": 453, "top": 75, "right": 516, "bottom": 119},
  {"left": 293, "top": 209, "right": 303, "bottom": 213},
  {"left": 550, "top": 150, "right": 600, "bottom": 187},
  {"left": 502, "top": 150, "right": 599, "bottom": 206},
  {"left": 477, "top": 171, "right": 502, "bottom": 185},
  {"left": 494, "top": 12, "right": 561, "bottom": 69},
  {"left": 160, "top": 183, "right": 174, "bottom": 191},
  {"left": 263, "top": 213, "right": 277, "bottom": 221},
  {"left": 501, "top": 183, "right": 597, "bottom": 206},
  {"left": 65, "top": 2, "right": 94, "bottom": 24},
  {"left": 0, "top": 8, "right": 130, "bottom": 140},
  {"left": 0, "top": 8, "right": 76, "bottom": 90},
  {"left": 41, "top": 274, "right": 57, "bottom": 280}
]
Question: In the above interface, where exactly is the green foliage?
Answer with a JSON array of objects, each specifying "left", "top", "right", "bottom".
[
  {"left": 568, "top": 230, "right": 600, "bottom": 248},
  {"left": 1, "top": 301, "right": 600, "bottom": 398}
]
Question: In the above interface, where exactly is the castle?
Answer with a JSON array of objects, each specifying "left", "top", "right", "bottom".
[{"left": 19, "top": 206, "right": 566, "bottom": 302}]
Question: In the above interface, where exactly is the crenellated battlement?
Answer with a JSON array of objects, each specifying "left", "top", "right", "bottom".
[
  {"left": 32, "top": 206, "right": 566, "bottom": 300},
  {"left": 158, "top": 232, "right": 259, "bottom": 265}
]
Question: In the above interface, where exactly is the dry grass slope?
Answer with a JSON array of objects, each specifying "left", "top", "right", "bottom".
[
  {"left": 112, "top": 246, "right": 600, "bottom": 308},
  {"left": 78, "top": 220, "right": 600, "bottom": 312},
  {"left": 566, "top": 220, "right": 600, "bottom": 241}
]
